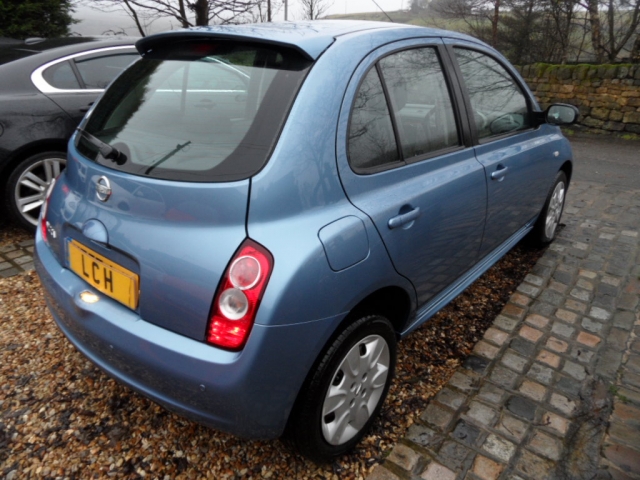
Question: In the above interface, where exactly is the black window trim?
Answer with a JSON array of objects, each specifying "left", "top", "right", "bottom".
[
  {"left": 443, "top": 43, "right": 536, "bottom": 146},
  {"left": 347, "top": 41, "right": 473, "bottom": 176}
]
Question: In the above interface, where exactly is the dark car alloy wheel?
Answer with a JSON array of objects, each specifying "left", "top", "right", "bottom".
[{"left": 7, "top": 151, "right": 66, "bottom": 230}]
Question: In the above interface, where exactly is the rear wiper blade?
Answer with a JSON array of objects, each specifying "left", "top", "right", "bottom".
[
  {"left": 144, "top": 141, "right": 191, "bottom": 175},
  {"left": 76, "top": 127, "right": 127, "bottom": 165}
]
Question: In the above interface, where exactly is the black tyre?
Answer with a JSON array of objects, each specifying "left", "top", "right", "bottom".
[
  {"left": 6, "top": 151, "right": 66, "bottom": 231},
  {"left": 285, "top": 315, "right": 397, "bottom": 462},
  {"left": 529, "top": 171, "right": 567, "bottom": 246}
]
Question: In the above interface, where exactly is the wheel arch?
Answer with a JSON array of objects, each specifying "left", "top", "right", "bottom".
[
  {"left": 341, "top": 285, "right": 413, "bottom": 339},
  {"left": 283, "top": 284, "right": 412, "bottom": 432},
  {"left": 0, "top": 139, "right": 68, "bottom": 181},
  {"left": 560, "top": 160, "right": 572, "bottom": 185}
]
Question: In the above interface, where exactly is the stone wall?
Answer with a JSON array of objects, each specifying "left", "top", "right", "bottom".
[{"left": 517, "top": 64, "right": 640, "bottom": 135}]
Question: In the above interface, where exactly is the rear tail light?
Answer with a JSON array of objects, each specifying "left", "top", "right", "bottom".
[
  {"left": 40, "top": 179, "right": 57, "bottom": 243},
  {"left": 206, "top": 239, "right": 273, "bottom": 350}
]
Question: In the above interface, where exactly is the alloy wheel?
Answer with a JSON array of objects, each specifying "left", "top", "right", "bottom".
[
  {"left": 14, "top": 156, "right": 66, "bottom": 226},
  {"left": 544, "top": 181, "right": 565, "bottom": 239}
]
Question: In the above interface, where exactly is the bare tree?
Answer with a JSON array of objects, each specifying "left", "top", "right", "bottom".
[
  {"left": 82, "top": 0, "right": 262, "bottom": 36},
  {"left": 580, "top": 0, "right": 640, "bottom": 62},
  {"left": 632, "top": 30, "right": 640, "bottom": 59},
  {"left": 546, "top": 0, "right": 580, "bottom": 63},
  {"left": 585, "top": 0, "right": 606, "bottom": 61},
  {"left": 499, "top": 0, "right": 582, "bottom": 64},
  {"left": 431, "top": 0, "right": 640, "bottom": 63},
  {"left": 299, "top": 0, "right": 332, "bottom": 20},
  {"left": 249, "top": 0, "right": 282, "bottom": 21},
  {"left": 430, "top": 0, "right": 502, "bottom": 48}
]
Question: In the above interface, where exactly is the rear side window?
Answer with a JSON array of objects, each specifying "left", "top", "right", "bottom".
[
  {"left": 43, "top": 61, "right": 81, "bottom": 89},
  {"left": 348, "top": 46, "right": 460, "bottom": 173},
  {"left": 454, "top": 48, "right": 530, "bottom": 140},
  {"left": 74, "top": 53, "right": 138, "bottom": 89},
  {"left": 77, "top": 41, "right": 312, "bottom": 182},
  {"left": 379, "top": 48, "right": 460, "bottom": 160},
  {"left": 348, "top": 68, "right": 400, "bottom": 171}
]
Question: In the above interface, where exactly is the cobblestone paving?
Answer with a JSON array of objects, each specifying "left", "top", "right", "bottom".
[
  {"left": 369, "top": 181, "right": 640, "bottom": 480},
  {"left": 0, "top": 239, "right": 35, "bottom": 278}
]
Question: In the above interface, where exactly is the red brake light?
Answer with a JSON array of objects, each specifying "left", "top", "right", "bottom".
[
  {"left": 206, "top": 239, "right": 273, "bottom": 350},
  {"left": 40, "top": 179, "right": 57, "bottom": 243}
]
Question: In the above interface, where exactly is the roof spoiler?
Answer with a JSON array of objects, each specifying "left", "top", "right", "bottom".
[{"left": 137, "top": 31, "right": 318, "bottom": 62}]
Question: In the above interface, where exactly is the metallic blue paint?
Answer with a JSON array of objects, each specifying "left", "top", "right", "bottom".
[
  {"left": 318, "top": 216, "right": 369, "bottom": 272},
  {"left": 35, "top": 20, "right": 574, "bottom": 442},
  {"left": 45, "top": 147, "right": 250, "bottom": 340},
  {"left": 81, "top": 218, "right": 109, "bottom": 245},
  {"left": 36, "top": 233, "right": 344, "bottom": 437}
]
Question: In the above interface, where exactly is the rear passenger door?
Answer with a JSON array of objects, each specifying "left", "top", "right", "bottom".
[
  {"left": 446, "top": 43, "right": 550, "bottom": 257},
  {"left": 337, "top": 41, "right": 487, "bottom": 307}
]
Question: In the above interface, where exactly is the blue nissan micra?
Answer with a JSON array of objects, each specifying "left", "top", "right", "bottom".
[{"left": 35, "top": 20, "right": 577, "bottom": 461}]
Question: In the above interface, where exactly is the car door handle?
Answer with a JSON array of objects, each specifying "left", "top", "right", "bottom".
[
  {"left": 388, "top": 207, "right": 421, "bottom": 229},
  {"left": 491, "top": 165, "right": 509, "bottom": 181}
]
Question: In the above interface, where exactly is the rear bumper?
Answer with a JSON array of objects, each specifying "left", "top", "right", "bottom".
[{"left": 35, "top": 232, "right": 343, "bottom": 439}]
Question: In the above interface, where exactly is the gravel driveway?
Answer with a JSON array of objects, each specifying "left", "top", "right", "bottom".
[{"left": 1, "top": 226, "right": 542, "bottom": 479}]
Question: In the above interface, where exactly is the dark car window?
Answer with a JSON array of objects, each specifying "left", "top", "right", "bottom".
[
  {"left": 42, "top": 61, "right": 81, "bottom": 89},
  {"left": 77, "top": 41, "right": 312, "bottom": 182},
  {"left": 74, "top": 53, "right": 138, "bottom": 89},
  {"left": 454, "top": 48, "right": 530, "bottom": 139},
  {"left": 379, "top": 48, "right": 460, "bottom": 160},
  {"left": 348, "top": 67, "right": 399, "bottom": 172}
]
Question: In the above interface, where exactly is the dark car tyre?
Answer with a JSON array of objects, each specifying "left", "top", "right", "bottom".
[
  {"left": 286, "top": 315, "right": 397, "bottom": 462},
  {"left": 6, "top": 151, "right": 66, "bottom": 230},
  {"left": 530, "top": 171, "right": 567, "bottom": 246}
]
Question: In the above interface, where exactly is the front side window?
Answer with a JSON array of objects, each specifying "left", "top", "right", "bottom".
[
  {"left": 77, "top": 41, "right": 311, "bottom": 182},
  {"left": 379, "top": 48, "right": 460, "bottom": 159},
  {"left": 454, "top": 48, "right": 530, "bottom": 140}
]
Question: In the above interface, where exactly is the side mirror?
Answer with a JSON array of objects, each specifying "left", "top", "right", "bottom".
[{"left": 544, "top": 104, "right": 579, "bottom": 125}]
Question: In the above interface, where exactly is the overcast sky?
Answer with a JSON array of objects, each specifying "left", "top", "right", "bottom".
[{"left": 71, "top": 1, "right": 407, "bottom": 36}]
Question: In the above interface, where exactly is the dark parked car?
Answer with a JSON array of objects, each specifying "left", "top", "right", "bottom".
[
  {"left": 0, "top": 37, "right": 138, "bottom": 229},
  {"left": 36, "top": 21, "right": 578, "bottom": 461}
]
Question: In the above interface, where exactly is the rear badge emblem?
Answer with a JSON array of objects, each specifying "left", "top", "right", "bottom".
[{"left": 95, "top": 176, "right": 112, "bottom": 202}]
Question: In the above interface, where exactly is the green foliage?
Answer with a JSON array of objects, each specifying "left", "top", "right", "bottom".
[
  {"left": 609, "top": 385, "right": 629, "bottom": 403},
  {"left": 0, "top": 0, "right": 76, "bottom": 39},
  {"left": 621, "top": 133, "right": 640, "bottom": 141}
]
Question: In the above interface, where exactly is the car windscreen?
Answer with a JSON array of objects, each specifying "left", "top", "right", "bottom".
[{"left": 76, "top": 40, "right": 312, "bottom": 182}]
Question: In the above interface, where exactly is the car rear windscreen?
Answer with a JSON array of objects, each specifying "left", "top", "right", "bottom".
[{"left": 76, "top": 40, "right": 312, "bottom": 182}]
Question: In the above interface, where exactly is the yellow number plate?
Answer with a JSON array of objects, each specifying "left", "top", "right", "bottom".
[{"left": 68, "top": 239, "right": 139, "bottom": 310}]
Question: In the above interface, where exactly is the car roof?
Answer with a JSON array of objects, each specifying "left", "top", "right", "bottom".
[
  {"left": 137, "top": 20, "right": 479, "bottom": 61},
  {"left": 0, "top": 37, "right": 137, "bottom": 67}
]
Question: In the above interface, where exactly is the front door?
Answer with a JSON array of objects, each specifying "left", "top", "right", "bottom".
[{"left": 448, "top": 45, "right": 549, "bottom": 256}]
